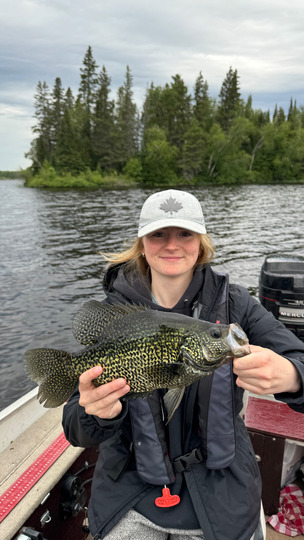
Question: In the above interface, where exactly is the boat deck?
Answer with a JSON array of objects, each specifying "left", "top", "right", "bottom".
[{"left": 0, "top": 404, "right": 84, "bottom": 540}]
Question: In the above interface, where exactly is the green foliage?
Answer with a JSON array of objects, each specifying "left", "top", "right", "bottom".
[
  {"left": 24, "top": 161, "right": 136, "bottom": 189},
  {"left": 141, "top": 126, "right": 179, "bottom": 185},
  {"left": 123, "top": 158, "right": 143, "bottom": 181},
  {"left": 181, "top": 118, "right": 206, "bottom": 181},
  {"left": 24, "top": 46, "right": 304, "bottom": 189}
]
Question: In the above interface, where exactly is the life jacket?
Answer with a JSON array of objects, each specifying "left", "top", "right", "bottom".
[{"left": 128, "top": 268, "right": 236, "bottom": 485}]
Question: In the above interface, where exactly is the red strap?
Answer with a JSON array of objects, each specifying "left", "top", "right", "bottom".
[{"left": 0, "top": 432, "right": 70, "bottom": 522}]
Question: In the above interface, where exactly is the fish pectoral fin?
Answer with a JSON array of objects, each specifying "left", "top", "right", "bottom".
[
  {"left": 72, "top": 300, "right": 148, "bottom": 345},
  {"left": 163, "top": 387, "right": 185, "bottom": 423},
  {"left": 147, "top": 361, "right": 184, "bottom": 381}
]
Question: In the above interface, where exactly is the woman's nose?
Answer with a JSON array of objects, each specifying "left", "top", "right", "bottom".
[{"left": 165, "top": 234, "right": 179, "bottom": 249}]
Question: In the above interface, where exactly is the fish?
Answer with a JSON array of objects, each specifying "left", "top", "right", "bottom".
[{"left": 24, "top": 300, "right": 251, "bottom": 421}]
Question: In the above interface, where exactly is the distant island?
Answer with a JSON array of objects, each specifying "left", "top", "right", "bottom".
[
  {"left": 0, "top": 171, "right": 21, "bottom": 180},
  {"left": 17, "top": 46, "right": 304, "bottom": 188}
]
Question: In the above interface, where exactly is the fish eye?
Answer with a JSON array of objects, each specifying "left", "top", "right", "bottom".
[{"left": 210, "top": 328, "right": 222, "bottom": 338}]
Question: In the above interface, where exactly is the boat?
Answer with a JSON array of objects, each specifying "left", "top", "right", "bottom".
[
  {"left": 0, "top": 388, "right": 97, "bottom": 539},
  {"left": 1, "top": 256, "right": 304, "bottom": 540}
]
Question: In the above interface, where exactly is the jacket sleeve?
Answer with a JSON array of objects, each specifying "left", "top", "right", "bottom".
[
  {"left": 62, "top": 385, "right": 129, "bottom": 448},
  {"left": 229, "top": 285, "right": 304, "bottom": 411}
]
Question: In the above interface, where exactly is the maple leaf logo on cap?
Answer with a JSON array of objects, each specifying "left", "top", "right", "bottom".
[{"left": 159, "top": 197, "right": 183, "bottom": 215}]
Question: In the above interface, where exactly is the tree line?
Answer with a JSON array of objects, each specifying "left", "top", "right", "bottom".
[{"left": 25, "top": 46, "right": 304, "bottom": 186}]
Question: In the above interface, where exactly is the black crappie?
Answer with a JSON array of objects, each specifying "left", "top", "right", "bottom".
[{"left": 24, "top": 300, "right": 250, "bottom": 420}]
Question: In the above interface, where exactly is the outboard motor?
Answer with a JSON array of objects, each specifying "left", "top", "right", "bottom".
[{"left": 259, "top": 256, "right": 304, "bottom": 342}]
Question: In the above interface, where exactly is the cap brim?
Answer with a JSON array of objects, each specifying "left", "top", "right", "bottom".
[{"left": 138, "top": 219, "right": 206, "bottom": 238}]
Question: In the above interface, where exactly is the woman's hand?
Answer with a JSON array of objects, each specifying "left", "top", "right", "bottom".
[
  {"left": 78, "top": 366, "right": 130, "bottom": 419},
  {"left": 233, "top": 345, "right": 302, "bottom": 395}
]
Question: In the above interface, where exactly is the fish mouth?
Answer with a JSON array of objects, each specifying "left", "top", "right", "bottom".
[
  {"left": 226, "top": 323, "right": 251, "bottom": 357},
  {"left": 183, "top": 346, "right": 231, "bottom": 372}
]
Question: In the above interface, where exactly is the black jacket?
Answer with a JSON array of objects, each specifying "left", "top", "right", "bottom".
[{"left": 62, "top": 264, "right": 304, "bottom": 540}]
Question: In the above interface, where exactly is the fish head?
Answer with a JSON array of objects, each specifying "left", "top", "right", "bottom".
[{"left": 180, "top": 322, "right": 250, "bottom": 374}]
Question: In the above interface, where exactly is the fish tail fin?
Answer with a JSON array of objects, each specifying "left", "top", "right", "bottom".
[{"left": 24, "top": 348, "right": 78, "bottom": 408}]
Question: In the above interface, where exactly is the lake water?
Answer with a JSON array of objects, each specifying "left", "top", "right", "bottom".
[{"left": 1, "top": 180, "right": 304, "bottom": 411}]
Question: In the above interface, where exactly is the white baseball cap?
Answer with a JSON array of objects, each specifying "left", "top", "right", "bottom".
[{"left": 138, "top": 189, "right": 207, "bottom": 238}]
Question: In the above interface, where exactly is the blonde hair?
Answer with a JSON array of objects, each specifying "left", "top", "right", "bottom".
[{"left": 102, "top": 234, "right": 215, "bottom": 277}]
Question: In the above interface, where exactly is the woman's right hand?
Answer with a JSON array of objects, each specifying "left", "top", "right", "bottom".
[{"left": 78, "top": 366, "right": 130, "bottom": 419}]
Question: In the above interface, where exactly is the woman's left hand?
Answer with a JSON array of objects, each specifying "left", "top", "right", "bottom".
[{"left": 233, "top": 345, "right": 302, "bottom": 395}]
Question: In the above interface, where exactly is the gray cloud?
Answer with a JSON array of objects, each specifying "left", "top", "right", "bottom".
[{"left": 1, "top": 0, "right": 304, "bottom": 169}]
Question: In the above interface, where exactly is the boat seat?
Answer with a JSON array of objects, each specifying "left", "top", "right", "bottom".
[{"left": 245, "top": 395, "right": 304, "bottom": 515}]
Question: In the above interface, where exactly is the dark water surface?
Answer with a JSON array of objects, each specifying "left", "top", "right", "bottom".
[{"left": 1, "top": 180, "right": 304, "bottom": 410}]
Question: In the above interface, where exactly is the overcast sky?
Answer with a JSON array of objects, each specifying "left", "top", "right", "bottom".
[{"left": 1, "top": 0, "right": 304, "bottom": 171}]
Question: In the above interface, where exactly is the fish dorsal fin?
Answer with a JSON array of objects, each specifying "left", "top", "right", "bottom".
[
  {"left": 163, "top": 387, "right": 186, "bottom": 423},
  {"left": 72, "top": 300, "right": 147, "bottom": 345}
]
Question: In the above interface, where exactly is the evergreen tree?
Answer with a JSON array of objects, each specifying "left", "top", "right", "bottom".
[
  {"left": 54, "top": 88, "right": 88, "bottom": 174},
  {"left": 244, "top": 95, "right": 253, "bottom": 119},
  {"left": 162, "top": 74, "right": 192, "bottom": 153},
  {"left": 78, "top": 46, "right": 99, "bottom": 166},
  {"left": 193, "top": 72, "right": 213, "bottom": 131},
  {"left": 78, "top": 46, "right": 99, "bottom": 114},
  {"left": 141, "top": 83, "right": 166, "bottom": 141},
  {"left": 218, "top": 67, "right": 242, "bottom": 131},
  {"left": 114, "top": 66, "right": 138, "bottom": 170},
  {"left": 276, "top": 107, "right": 286, "bottom": 125},
  {"left": 51, "top": 77, "right": 64, "bottom": 154},
  {"left": 31, "top": 81, "right": 53, "bottom": 166},
  {"left": 92, "top": 66, "right": 116, "bottom": 170},
  {"left": 287, "top": 98, "right": 301, "bottom": 128}
]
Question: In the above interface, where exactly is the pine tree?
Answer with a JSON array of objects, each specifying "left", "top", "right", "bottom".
[
  {"left": 54, "top": 88, "right": 88, "bottom": 174},
  {"left": 78, "top": 46, "right": 99, "bottom": 114},
  {"left": 141, "top": 83, "right": 166, "bottom": 141},
  {"left": 51, "top": 77, "right": 64, "bottom": 155},
  {"left": 31, "top": 81, "right": 53, "bottom": 166},
  {"left": 218, "top": 67, "right": 242, "bottom": 131},
  {"left": 193, "top": 72, "right": 213, "bottom": 131},
  {"left": 114, "top": 66, "right": 138, "bottom": 170},
  {"left": 78, "top": 46, "right": 99, "bottom": 166},
  {"left": 92, "top": 66, "right": 116, "bottom": 171},
  {"left": 276, "top": 107, "right": 286, "bottom": 125},
  {"left": 162, "top": 74, "right": 192, "bottom": 153}
]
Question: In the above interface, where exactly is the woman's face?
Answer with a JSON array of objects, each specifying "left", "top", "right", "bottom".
[{"left": 142, "top": 227, "right": 201, "bottom": 281}]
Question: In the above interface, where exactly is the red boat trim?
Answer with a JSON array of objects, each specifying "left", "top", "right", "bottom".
[
  {"left": 0, "top": 432, "right": 70, "bottom": 523},
  {"left": 260, "top": 295, "right": 277, "bottom": 302}
]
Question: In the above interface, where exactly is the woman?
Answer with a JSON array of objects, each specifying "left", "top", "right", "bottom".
[{"left": 62, "top": 189, "right": 304, "bottom": 540}]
